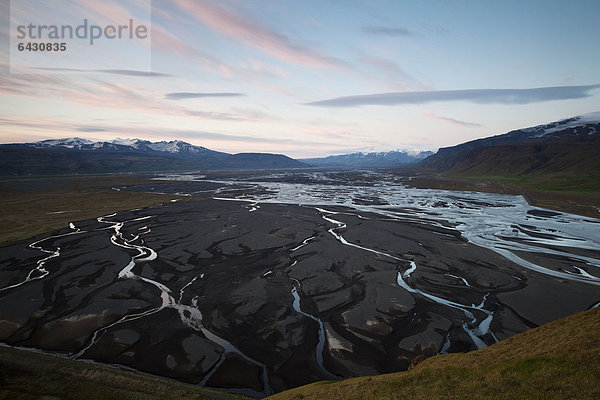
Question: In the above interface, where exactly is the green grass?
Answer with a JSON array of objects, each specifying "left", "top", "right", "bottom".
[
  {"left": 0, "top": 175, "right": 198, "bottom": 245},
  {"left": 0, "top": 346, "right": 246, "bottom": 400},
  {"left": 449, "top": 173, "right": 600, "bottom": 194},
  {"left": 268, "top": 308, "right": 600, "bottom": 400},
  {"left": 452, "top": 175, "right": 526, "bottom": 184},
  {"left": 527, "top": 174, "right": 600, "bottom": 193},
  {"left": 427, "top": 172, "right": 600, "bottom": 218}
]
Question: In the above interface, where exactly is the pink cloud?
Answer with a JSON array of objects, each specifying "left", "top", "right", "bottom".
[
  {"left": 0, "top": 115, "right": 329, "bottom": 156},
  {"left": 151, "top": 24, "right": 202, "bottom": 59},
  {"left": 73, "top": 0, "right": 146, "bottom": 26},
  {"left": 151, "top": 24, "right": 284, "bottom": 80},
  {"left": 0, "top": 72, "right": 267, "bottom": 123},
  {"left": 168, "top": 0, "right": 348, "bottom": 69}
]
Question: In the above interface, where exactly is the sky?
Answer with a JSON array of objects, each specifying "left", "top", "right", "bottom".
[{"left": 1, "top": 0, "right": 600, "bottom": 158}]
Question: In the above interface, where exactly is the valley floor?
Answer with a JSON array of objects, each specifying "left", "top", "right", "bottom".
[{"left": 0, "top": 171, "right": 599, "bottom": 398}]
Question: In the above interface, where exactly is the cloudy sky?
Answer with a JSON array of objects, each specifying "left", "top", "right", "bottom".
[{"left": 2, "top": 0, "right": 600, "bottom": 158}]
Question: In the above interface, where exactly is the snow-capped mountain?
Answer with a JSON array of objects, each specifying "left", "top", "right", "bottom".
[
  {"left": 517, "top": 111, "right": 600, "bottom": 139},
  {"left": 31, "top": 137, "right": 218, "bottom": 155},
  {"left": 110, "top": 138, "right": 214, "bottom": 154},
  {"left": 419, "top": 111, "right": 600, "bottom": 173},
  {"left": 303, "top": 149, "right": 434, "bottom": 168},
  {"left": 25, "top": 138, "right": 433, "bottom": 170},
  {"left": 32, "top": 137, "right": 95, "bottom": 149},
  {"left": 1, "top": 138, "right": 306, "bottom": 174}
]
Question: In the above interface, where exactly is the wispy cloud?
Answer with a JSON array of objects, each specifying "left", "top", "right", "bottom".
[
  {"left": 164, "top": 130, "right": 306, "bottom": 145},
  {"left": 0, "top": 116, "right": 241, "bottom": 142},
  {"left": 0, "top": 117, "right": 68, "bottom": 132},
  {"left": 70, "top": 0, "right": 148, "bottom": 27},
  {"left": 168, "top": 0, "right": 349, "bottom": 69},
  {"left": 426, "top": 111, "right": 481, "bottom": 127},
  {"left": 34, "top": 68, "right": 173, "bottom": 77},
  {"left": 358, "top": 55, "right": 428, "bottom": 91},
  {"left": 0, "top": 116, "right": 325, "bottom": 149},
  {"left": 77, "top": 126, "right": 108, "bottom": 132},
  {"left": 362, "top": 26, "right": 413, "bottom": 37},
  {"left": 0, "top": 73, "right": 264, "bottom": 122},
  {"left": 102, "top": 70, "right": 171, "bottom": 77},
  {"left": 306, "top": 85, "right": 600, "bottom": 107},
  {"left": 165, "top": 92, "right": 245, "bottom": 100},
  {"left": 150, "top": 22, "right": 288, "bottom": 81}
]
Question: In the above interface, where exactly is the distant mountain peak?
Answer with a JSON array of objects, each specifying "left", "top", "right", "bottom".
[
  {"left": 111, "top": 138, "right": 148, "bottom": 147},
  {"left": 2, "top": 137, "right": 307, "bottom": 174},
  {"left": 34, "top": 137, "right": 94, "bottom": 149},
  {"left": 303, "top": 149, "right": 434, "bottom": 168},
  {"left": 106, "top": 138, "right": 212, "bottom": 154},
  {"left": 517, "top": 111, "right": 600, "bottom": 138}
]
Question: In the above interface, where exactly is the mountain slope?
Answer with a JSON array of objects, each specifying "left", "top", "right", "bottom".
[
  {"left": 420, "top": 112, "right": 600, "bottom": 175},
  {"left": 0, "top": 138, "right": 306, "bottom": 175},
  {"left": 448, "top": 140, "right": 600, "bottom": 177},
  {"left": 303, "top": 150, "right": 433, "bottom": 168},
  {"left": 268, "top": 307, "right": 600, "bottom": 400}
]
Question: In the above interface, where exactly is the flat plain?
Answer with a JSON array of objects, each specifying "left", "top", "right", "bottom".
[{"left": 1, "top": 171, "right": 599, "bottom": 397}]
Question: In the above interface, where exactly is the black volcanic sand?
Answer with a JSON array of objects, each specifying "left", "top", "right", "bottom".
[{"left": 1, "top": 198, "right": 599, "bottom": 396}]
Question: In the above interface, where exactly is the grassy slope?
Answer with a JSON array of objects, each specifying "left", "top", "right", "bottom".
[
  {"left": 268, "top": 308, "right": 600, "bottom": 400},
  {"left": 444, "top": 141, "right": 600, "bottom": 218},
  {"left": 445, "top": 173, "right": 600, "bottom": 219},
  {"left": 0, "top": 346, "right": 245, "bottom": 400},
  {"left": 448, "top": 142, "right": 600, "bottom": 178},
  {"left": 397, "top": 171, "right": 600, "bottom": 219},
  {"left": 404, "top": 135, "right": 600, "bottom": 218},
  {"left": 0, "top": 175, "right": 195, "bottom": 245}
]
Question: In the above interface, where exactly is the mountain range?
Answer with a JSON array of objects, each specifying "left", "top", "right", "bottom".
[
  {"left": 0, "top": 138, "right": 430, "bottom": 175},
  {"left": 0, "top": 138, "right": 306, "bottom": 175},
  {"left": 1, "top": 111, "right": 599, "bottom": 175},
  {"left": 302, "top": 150, "right": 433, "bottom": 168}
]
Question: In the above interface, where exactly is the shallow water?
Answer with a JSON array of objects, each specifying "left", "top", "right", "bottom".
[
  {"left": 153, "top": 170, "right": 599, "bottom": 355},
  {"left": 2, "top": 170, "right": 599, "bottom": 396},
  {"left": 159, "top": 170, "right": 600, "bottom": 287}
]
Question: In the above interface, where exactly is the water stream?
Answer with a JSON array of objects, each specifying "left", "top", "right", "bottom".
[
  {"left": 76, "top": 212, "right": 273, "bottom": 397},
  {"left": 155, "top": 171, "right": 600, "bottom": 349},
  {"left": 0, "top": 223, "right": 85, "bottom": 292},
  {"left": 289, "top": 278, "right": 338, "bottom": 380},
  {"left": 316, "top": 207, "right": 498, "bottom": 349}
]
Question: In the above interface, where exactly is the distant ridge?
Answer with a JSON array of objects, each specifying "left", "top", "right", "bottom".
[
  {"left": 303, "top": 150, "right": 434, "bottom": 168},
  {"left": 0, "top": 138, "right": 306, "bottom": 175}
]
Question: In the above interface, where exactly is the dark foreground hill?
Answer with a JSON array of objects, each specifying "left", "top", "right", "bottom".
[
  {"left": 268, "top": 307, "right": 600, "bottom": 400},
  {"left": 1, "top": 307, "right": 598, "bottom": 400},
  {"left": 0, "top": 345, "right": 245, "bottom": 400}
]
